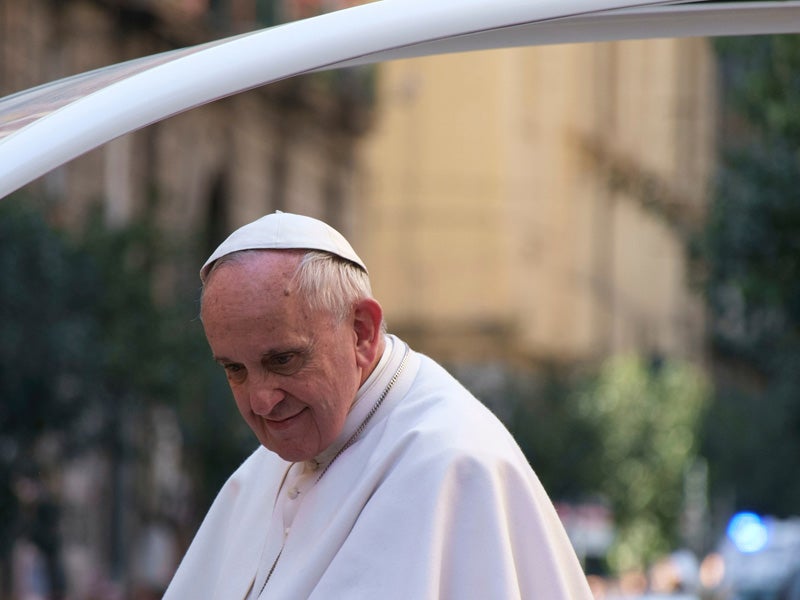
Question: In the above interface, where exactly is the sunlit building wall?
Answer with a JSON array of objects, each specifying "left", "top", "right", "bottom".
[{"left": 359, "top": 39, "right": 715, "bottom": 366}]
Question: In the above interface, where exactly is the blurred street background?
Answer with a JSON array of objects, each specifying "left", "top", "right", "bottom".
[{"left": 1, "top": 0, "right": 799, "bottom": 598}]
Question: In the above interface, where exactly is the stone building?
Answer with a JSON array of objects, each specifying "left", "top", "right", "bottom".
[
  {"left": 0, "top": 3, "right": 717, "bottom": 370},
  {"left": 0, "top": 0, "right": 372, "bottom": 274},
  {"left": 359, "top": 39, "right": 715, "bottom": 369}
]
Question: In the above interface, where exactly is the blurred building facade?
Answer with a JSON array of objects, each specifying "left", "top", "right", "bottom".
[
  {"left": 358, "top": 40, "right": 715, "bottom": 368},
  {"left": 0, "top": 0, "right": 373, "bottom": 283},
  {"left": 0, "top": 5, "right": 715, "bottom": 365}
]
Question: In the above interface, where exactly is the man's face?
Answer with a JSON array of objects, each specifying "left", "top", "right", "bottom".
[{"left": 200, "top": 251, "right": 367, "bottom": 462}]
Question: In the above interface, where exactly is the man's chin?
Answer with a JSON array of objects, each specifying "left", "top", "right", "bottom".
[
  {"left": 268, "top": 444, "right": 319, "bottom": 463},
  {"left": 260, "top": 423, "right": 322, "bottom": 462}
]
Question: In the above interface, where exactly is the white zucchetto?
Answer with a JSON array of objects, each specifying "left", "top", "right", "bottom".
[{"left": 200, "top": 211, "right": 367, "bottom": 281}]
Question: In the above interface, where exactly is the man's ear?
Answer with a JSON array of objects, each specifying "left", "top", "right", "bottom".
[{"left": 353, "top": 298, "right": 384, "bottom": 369}]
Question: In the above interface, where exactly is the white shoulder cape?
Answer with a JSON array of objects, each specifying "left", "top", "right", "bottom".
[{"left": 165, "top": 344, "right": 592, "bottom": 599}]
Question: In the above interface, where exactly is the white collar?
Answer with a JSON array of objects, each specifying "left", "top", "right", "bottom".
[{"left": 305, "top": 334, "right": 404, "bottom": 471}]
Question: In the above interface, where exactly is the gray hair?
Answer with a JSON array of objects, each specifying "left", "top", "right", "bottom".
[{"left": 203, "top": 249, "right": 384, "bottom": 328}]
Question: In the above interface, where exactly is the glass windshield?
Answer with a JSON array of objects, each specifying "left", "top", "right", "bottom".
[{"left": 0, "top": 35, "right": 242, "bottom": 141}]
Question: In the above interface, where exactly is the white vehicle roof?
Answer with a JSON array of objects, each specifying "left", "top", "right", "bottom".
[{"left": 1, "top": 0, "right": 799, "bottom": 198}]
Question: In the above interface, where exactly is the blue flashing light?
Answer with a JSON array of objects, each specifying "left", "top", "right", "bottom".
[{"left": 727, "top": 512, "right": 769, "bottom": 554}]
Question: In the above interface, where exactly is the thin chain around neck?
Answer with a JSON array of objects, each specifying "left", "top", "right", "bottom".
[
  {"left": 316, "top": 343, "right": 410, "bottom": 482},
  {"left": 258, "top": 343, "right": 410, "bottom": 597}
]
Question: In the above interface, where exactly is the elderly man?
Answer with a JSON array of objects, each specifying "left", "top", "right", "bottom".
[{"left": 164, "top": 211, "right": 592, "bottom": 599}]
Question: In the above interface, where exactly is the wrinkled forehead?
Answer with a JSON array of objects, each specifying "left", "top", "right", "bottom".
[
  {"left": 200, "top": 250, "right": 305, "bottom": 317},
  {"left": 203, "top": 248, "right": 306, "bottom": 288}
]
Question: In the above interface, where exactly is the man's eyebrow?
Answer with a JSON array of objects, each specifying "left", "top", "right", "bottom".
[
  {"left": 261, "top": 344, "right": 312, "bottom": 359},
  {"left": 212, "top": 342, "right": 315, "bottom": 364}
]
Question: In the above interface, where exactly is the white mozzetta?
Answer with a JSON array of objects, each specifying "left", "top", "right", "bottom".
[{"left": 164, "top": 336, "right": 594, "bottom": 599}]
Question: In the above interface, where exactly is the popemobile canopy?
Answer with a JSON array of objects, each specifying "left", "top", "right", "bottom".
[{"left": 1, "top": 0, "right": 800, "bottom": 199}]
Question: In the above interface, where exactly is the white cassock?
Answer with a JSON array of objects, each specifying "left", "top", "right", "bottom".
[{"left": 164, "top": 335, "right": 593, "bottom": 599}]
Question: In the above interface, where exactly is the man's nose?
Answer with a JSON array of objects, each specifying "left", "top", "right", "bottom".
[{"left": 248, "top": 377, "right": 285, "bottom": 416}]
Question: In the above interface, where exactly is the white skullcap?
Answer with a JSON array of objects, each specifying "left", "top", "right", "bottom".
[{"left": 200, "top": 211, "right": 367, "bottom": 281}]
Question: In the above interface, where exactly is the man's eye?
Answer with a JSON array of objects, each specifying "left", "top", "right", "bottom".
[
  {"left": 268, "top": 353, "right": 303, "bottom": 375},
  {"left": 223, "top": 364, "right": 246, "bottom": 381}
]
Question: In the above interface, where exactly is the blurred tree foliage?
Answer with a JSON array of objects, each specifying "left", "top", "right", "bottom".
[
  {"left": 507, "top": 356, "right": 708, "bottom": 575},
  {"left": 573, "top": 357, "right": 708, "bottom": 573},
  {"left": 697, "top": 34, "right": 800, "bottom": 518},
  {"left": 507, "top": 369, "right": 600, "bottom": 503},
  {"left": 0, "top": 197, "right": 250, "bottom": 590},
  {"left": 0, "top": 198, "right": 95, "bottom": 596}
]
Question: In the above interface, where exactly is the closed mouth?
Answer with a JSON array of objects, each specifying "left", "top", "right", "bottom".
[{"left": 266, "top": 407, "right": 307, "bottom": 428}]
